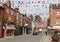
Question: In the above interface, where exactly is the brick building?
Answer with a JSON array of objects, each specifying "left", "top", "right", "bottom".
[
  {"left": 50, "top": 4, "right": 60, "bottom": 26},
  {"left": 48, "top": 4, "right": 60, "bottom": 29},
  {"left": 0, "top": 6, "right": 4, "bottom": 38}
]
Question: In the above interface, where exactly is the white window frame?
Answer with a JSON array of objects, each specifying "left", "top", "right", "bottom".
[{"left": 56, "top": 12, "right": 59, "bottom": 15}]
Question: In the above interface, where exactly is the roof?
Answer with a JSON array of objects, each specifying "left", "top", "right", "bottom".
[{"left": 50, "top": 4, "right": 60, "bottom": 9}]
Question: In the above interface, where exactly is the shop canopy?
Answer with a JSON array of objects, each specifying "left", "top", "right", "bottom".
[
  {"left": 6, "top": 25, "right": 16, "bottom": 30},
  {"left": 48, "top": 26, "right": 60, "bottom": 30},
  {"left": 3, "top": 24, "right": 16, "bottom": 30}
]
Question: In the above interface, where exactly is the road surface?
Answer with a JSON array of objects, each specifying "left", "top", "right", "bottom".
[{"left": 0, "top": 33, "right": 43, "bottom": 42}]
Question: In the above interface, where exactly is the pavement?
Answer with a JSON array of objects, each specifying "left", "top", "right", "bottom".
[
  {"left": 0, "top": 32, "right": 52, "bottom": 42},
  {"left": 0, "top": 34, "right": 29, "bottom": 40}
]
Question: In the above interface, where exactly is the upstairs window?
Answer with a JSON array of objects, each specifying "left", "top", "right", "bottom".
[
  {"left": 56, "top": 12, "right": 59, "bottom": 15},
  {"left": 6, "top": 9, "right": 9, "bottom": 13}
]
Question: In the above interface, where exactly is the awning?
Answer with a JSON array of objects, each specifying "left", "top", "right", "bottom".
[
  {"left": 6, "top": 25, "right": 16, "bottom": 30},
  {"left": 48, "top": 26, "right": 60, "bottom": 30}
]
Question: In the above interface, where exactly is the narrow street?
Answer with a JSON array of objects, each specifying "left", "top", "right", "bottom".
[
  {"left": 0, "top": 33, "right": 42, "bottom": 42},
  {"left": 0, "top": 31, "right": 51, "bottom": 42}
]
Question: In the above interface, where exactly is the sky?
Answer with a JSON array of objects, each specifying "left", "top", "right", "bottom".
[
  {"left": 1, "top": 0, "right": 60, "bottom": 20},
  {"left": 10, "top": 0, "right": 60, "bottom": 20}
]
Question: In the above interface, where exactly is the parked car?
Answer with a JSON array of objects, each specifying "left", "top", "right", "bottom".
[{"left": 32, "top": 27, "right": 42, "bottom": 35}]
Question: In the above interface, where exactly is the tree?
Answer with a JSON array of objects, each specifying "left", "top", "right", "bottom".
[
  {"left": 35, "top": 15, "right": 41, "bottom": 21},
  {"left": 29, "top": 15, "right": 33, "bottom": 21},
  {"left": 14, "top": 8, "right": 19, "bottom": 12}
]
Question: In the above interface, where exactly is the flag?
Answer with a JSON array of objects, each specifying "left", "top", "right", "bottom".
[
  {"left": 21, "top": 6, "right": 22, "bottom": 7},
  {"left": 32, "top": 1, "right": 35, "bottom": 4},
  {"left": 40, "top": 13, "right": 44, "bottom": 15},
  {"left": 38, "top": 1, "right": 40, "bottom": 3},
  {"left": 26, "top": 5, "right": 27, "bottom": 7},
  {"left": 12, "top": 1, "right": 14, "bottom": 2},
  {"left": 28, "top": 5, "right": 30, "bottom": 7},
  {"left": 42, "top": 4, "right": 44, "bottom": 7},
  {"left": 34, "top": 5, "right": 35, "bottom": 7},
  {"left": 42, "top": 0, "right": 47, "bottom": 4},
  {"left": 46, "top": 0, "right": 49, "bottom": 3},
  {"left": 21, "top": 3, "right": 22, "bottom": 5},
  {"left": 18, "top": 6, "right": 19, "bottom": 7},
  {"left": 22, "top": 1, "right": 24, "bottom": 4},
  {"left": 26, "top": 2, "right": 27, "bottom": 4},
  {"left": 35, "top": 2, "right": 36, "bottom": 4},
  {"left": 32, "top": 1, "right": 33, "bottom": 3},
  {"left": 37, "top": 5, "right": 38, "bottom": 7},
  {"left": 28, "top": 2, "right": 30, "bottom": 4},
  {"left": 45, "top": 7, "right": 47, "bottom": 8},
  {"left": 18, "top": 1, "right": 20, "bottom": 4}
]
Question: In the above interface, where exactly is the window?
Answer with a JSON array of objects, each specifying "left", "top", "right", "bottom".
[
  {"left": 11, "top": 11, "right": 13, "bottom": 15},
  {"left": 6, "top": 9, "right": 9, "bottom": 13},
  {"left": 56, "top": 19, "right": 60, "bottom": 24},
  {"left": 56, "top": 12, "right": 59, "bottom": 15}
]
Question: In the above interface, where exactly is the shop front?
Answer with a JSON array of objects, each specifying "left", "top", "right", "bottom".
[{"left": 3, "top": 24, "right": 16, "bottom": 38}]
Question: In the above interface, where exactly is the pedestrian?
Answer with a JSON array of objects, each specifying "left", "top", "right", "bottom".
[
  {"left": 45, "top": 31, "right": 47, "bottom": 35},
  {"left": 19, "top": 26, "right": 23, "bottom": 35},
  {"left": 24, "top": 22, "right": 28, "bottom": 34}
]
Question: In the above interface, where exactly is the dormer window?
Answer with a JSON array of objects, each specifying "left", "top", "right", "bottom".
[{"left": 56, "top": 12, "right": 59, "bottom": 15}]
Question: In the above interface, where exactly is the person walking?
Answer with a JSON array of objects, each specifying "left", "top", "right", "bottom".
[
  {"left": 45, "top": 31, "right": 47, "bottom": 35},
  {"left": 24, "top": 22, "right": 28, "bottom": 34}
]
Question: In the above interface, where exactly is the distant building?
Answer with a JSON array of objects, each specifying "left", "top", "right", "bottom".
[{"left": 48, "top": 4, "right": 60, "bottom": 29}]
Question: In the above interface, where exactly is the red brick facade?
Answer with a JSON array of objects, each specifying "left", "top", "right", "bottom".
[{"left": 49, "top": 4, "right": 60, "bottom": 26}]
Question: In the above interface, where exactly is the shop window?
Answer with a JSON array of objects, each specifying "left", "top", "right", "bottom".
[
  {"left": 6, "top": 30, "right": 13, "bottom": 36},
  {"left": 56, "top": 18, "right": 60, "bottom": 24}
]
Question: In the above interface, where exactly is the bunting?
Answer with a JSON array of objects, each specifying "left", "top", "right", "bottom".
[
  {"left": 38, "top": 1, "right": 40, "bottom": 3},
  {"left": 10, "top": 0, "right": 60, "bottom": 15},
  {"left": 18, "top": 1, "right": 20, "bottom": 4},
  {"left": 42, "top": 0, "right": 46, "bottom": 4}
]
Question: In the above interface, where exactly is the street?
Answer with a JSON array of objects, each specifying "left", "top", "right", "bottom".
[
  {"left": 0, "top": 33, "right": 43, "bottom": 42},
  {"left": 0, "top": 32, "right": 50, "bottom": 42}
]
